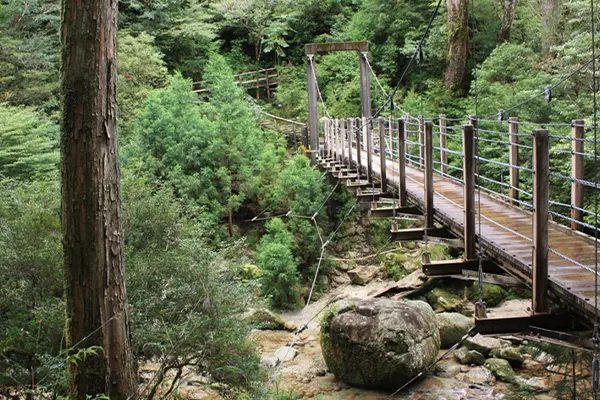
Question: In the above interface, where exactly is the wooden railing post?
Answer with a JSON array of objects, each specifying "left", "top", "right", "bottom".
[
  {"left": 440, "top": 114, "right": 448, "bottom": 175},
  {"left": 355, "top": 117, "right": 362, "bottom": 173},
  {"left": 379, "top": 117, "right": 387, "bottom": 192},
  {"left": 572, "top": 119, "right": 585, "bottom": 231},
  {"left": 333, "top": 119, "right": 338, "bottom": 159},
  {"left": 469, "top": 115, "right": 478, "bottom": 178},
  {"left": 424, "top": 122, "right": 434, "bottom": 229},
  {"left": 340, "top": 119, "right": 346, "bottom": 163},
  {"left": 302, "top": 126, "right": 309, "bottom": 148},
  {"left": 398, "top": 119, "right": 407, "bottom": 207},
  {"left": 509, "top": 117, "right": 520, "bottom": 204},
  {"left": 418, "top": 115, "right": 425, "bottom": 166},
  {"left": 347, "top": 118, "right": 353, "bottom": 166},
  {"left": 533, "top": 129, "right": 549, "bottom": 314},
  {"left": 366, "top": 117, "right": 373, "bottom": 182},
  {"left": 265, "top": 72, "right": 271, "bottom": 100},
  {"left": 463, "top": 124, "right": 476, "bottom": 260},
  {"left": 388, "top": 116, "right": 394, "bottom": 159}
]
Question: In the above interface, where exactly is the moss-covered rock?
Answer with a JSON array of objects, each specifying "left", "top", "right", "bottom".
[
  {"left": 464, "top": 334, "right": 505, "bottom": 357},
  {"left": 484, "top": 358, "right": 516, "bottom": 383},
  {"left": 426, "top": 287, "right": 464, "bottom": 312},
  {"left": 490, "top": 346, "right": 524, "bottom": 366},
  {"left": 454, "top": 346, "right": 485, "bottom": 365},
  {"left": 243, "top": 308, "right": 287, "bottom": 330},
  {"left": 435, "top": 312, "right": 474, "bottom": 348},
  {"left": 469, "top": 283, "right": 509, "bottom": 307},
  {"left": 320, "top": 298, "right": 440, "bottom": 389}
]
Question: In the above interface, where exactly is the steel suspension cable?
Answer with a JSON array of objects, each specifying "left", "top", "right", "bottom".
[{"left": 592, "top": 0, "right": 600, "bottom": 397}]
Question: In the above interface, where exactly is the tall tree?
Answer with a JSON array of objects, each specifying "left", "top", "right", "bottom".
[
  {"left": 60, "top": 0, "right": 137, "bottom": 397},
  {"left": 444, "top": 0, "right": 470, "bottom": 91},
  {"left": 540, "top": 0, "right": 559, "bottom": 57},
  {"left": 499, "top": 0, "right": 518, "bottom": 43}
]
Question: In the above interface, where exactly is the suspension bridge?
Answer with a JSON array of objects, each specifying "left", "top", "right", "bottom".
[{"left": 261, "top": 38, "right": 600, "bottom": 354}]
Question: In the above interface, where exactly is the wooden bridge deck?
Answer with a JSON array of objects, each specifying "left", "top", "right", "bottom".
[{"left": 347, "top": 147, "right": 600, "bottom": 324}]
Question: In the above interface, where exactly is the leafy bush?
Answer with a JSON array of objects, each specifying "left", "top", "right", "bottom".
[{"left": 257, "top": 218, "right": 299, "bottom": 308}]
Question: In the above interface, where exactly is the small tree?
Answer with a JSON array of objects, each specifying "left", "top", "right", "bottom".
[{"left": 258, "top": 218, "right": 299, "bottom": 308}]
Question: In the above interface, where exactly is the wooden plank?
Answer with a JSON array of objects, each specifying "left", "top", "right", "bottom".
[
  {"left": 398, "top": 119, "right": 407, "bottom": 207},
  {"left": 533, "top": 129, "right": 550, "bottom": 314},
  {"left": 305, "top": 41, "right": 369, "bottom": 55},
  {"left": 571, "top": 119, "right": 585, "bottom": 231}
]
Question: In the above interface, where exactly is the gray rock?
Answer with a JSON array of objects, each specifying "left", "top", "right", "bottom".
[
  {"left": 275, "top": 346, "right": 298, "bottom": 363},
  {"left": 260, "top": 356, "right": 278, "bottom": 368},
  {"left": 435, "top": 312, "right": 474, "bottom": 348},
  {"left": 515, "top": 376, "right": 550, "bottom": 393},
  {"left": 464, "top": 334, "right": 505, "bottom": 357},
  {"left": 461, "top": 366, "right": 495, "bottom": 385},
  {"left": 454, "top": 346, "right": 485, "bottom": 366},
  {"left": 484, "top": 358, "right": 516, "bottom": 383},
  {"left": 244, "top": 308, "right": 286, "bottom": 330},
  {"left": 490, "top": 346, "right": 524, "bottom": 365},
  {"left": 348, "top": 265, "right": 379, "bottom": 285},
  {"left": 321, "top": 298, "right": 440, "bottom": 389},
  {"left": 433, "top": 363, "right": 462, "bottom": 378}
]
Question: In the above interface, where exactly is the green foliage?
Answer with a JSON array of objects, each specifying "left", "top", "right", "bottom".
[
  {"left": 257, "top": 218, "right": 299, "bottom": 308},
  {"left": 0, "top": 104, "right": 59, "bottom": 180},
  {"left": 118, "top": 31, "right": 169, "bottom": 138},
  {"left": 0, "top": 179, "right": 67, "bottom": 395}
]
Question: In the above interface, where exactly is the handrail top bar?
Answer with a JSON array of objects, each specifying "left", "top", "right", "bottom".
[
  {"left": 305, "top": 41, "right": 369, "bottom": 55},
  {"left": 262, "top": 111, "right": 306, "bottom": 127}
]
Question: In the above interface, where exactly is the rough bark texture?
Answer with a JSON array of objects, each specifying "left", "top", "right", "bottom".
[
  {"left": 60, "top": 0, "right": 137, "bottom": 397},
  {"left": 444, "top": 0, "right": 470, "bottom": 91},
  {"left": 499, "top": 0, "right": 517, "bottom": 43},
  {"left": 540, "top": 0, "right": 558, "bottom": 57}
]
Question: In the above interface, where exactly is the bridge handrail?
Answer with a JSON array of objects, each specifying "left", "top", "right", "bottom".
[{"left": 262, "top": 111, "right": 306, "bottom": 127}]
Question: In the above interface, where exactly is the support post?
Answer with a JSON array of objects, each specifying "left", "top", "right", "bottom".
[
  {"left": 266, "top": 72, "right": 271, "bottom": 100},
  {"left": 469, "top": 115, "right": 478, "bottom": 178},
  {"left": 366, "top": 117, "right": 373, "bottom": 182},
  {"left": 355, "top": 117, "right": 362, "bottom": 174},
  {"left": 440, "top": 114, "right": 448, "bottom": 175},
  {"left": 293, "top": 125, "right": 297, "bottom": 149},
  {"left": 324, "top": 119, "right": 329, "bottom": 158},
  {"left": 424, "top": 122, "right": 434, "bottom": 229},
  {"left": 398, "top": 119, "right": 407, "bottom": 206},
  {"left": 463, "top": 124, "right": 476, "bottom": 260},
  {"left": 359, "top": 52, "right": 372, "bottom": 121},
  {"left": 306, "top": 55, "right": 319, "bottom": 163},
  {"left": 509, "top": 117, "right": 520, "bottom": 205},
  {"left": 302, "top": 126, "right": 309, "bottom": 148},
  {"left": 379, "top": 117, "right": 387, "bottom": 192},
  {"left": 418, "top": 115, "right": 425, "bottom": 166},
  {"left": 571, "top": 119, "right": 585, "bottom": 231},
  {"left": 532, "top": 129, "right": 549, "bottom": 314}
]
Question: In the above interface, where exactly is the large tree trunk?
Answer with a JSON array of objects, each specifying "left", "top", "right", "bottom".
[
  {"left": 540, "top": 0, "right": 559, "bottom": 57},
  {"left": 60, "top": 0, "right": 137, "bottom": 397},
  {"left": 444, "top": 0, "right": 470, "bottom": 91},
  {"left": 499, "top": 0, "right": 518, "bottom": 43}
]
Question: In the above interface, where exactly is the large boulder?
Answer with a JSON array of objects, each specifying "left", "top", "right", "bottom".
[
  {"left": 320, "top": 298, "right": 440, "bottom": 389},
  {"left": 435, "top": 312, "right": 474, "bottom": 348}
]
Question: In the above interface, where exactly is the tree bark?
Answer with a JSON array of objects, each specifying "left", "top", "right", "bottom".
[
  {"left": 444, "top": 0, "right": 470, "bottom": 91},
  {"left": 540, "top": 0, "right": 558, "bottom": 57},
  {"left": 60, "top": 0, "right": 137, "bottom": 397},
  {"left": 499, "top": 0, "right": 517, "bottom": 43}
]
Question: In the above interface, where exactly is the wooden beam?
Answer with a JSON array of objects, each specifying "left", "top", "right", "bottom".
[
  {"left": 359, "top": 53, "right": 372, "bottom": 121},
  {"left": 347, "top": 118, "right": 353, "bottom": 166},
  {"left": 340, "top": 119, "right": 346, "bottom": 163},
  {"left": 475, "top": 313, "right": 575, "bottom": 335},
  {"left": 424, "top": 122, "right": 434, "bottom": 229},
  {"left": 509, "top": 117, "right": 519, "bottom": 205},
  {"left": 379, "top": 117, "right": 387, "bottom": 192},
  {"left": 463, "top": 124, "right": 476, "bottom": 260},
  {"left": 305, "top": 41, "right": 369, "bottom": 55},
  {"left": 355, "top": 117, "right": 362, "bottom": 174},
  {"left": 366, "top": 117, "right": 373, "bottom": 182},
  {"left": 571, "top": 119, "right": 585, "bottom": 231},
  {"left": 533, "top": 129, "right": 550, "bottom": 314}
]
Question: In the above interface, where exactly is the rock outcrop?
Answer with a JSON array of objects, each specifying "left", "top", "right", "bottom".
[
  {"left": 320, "top": 298, "right": 440, "bottom": 389},
  {"left": 435, "top": 312, "right": 474, "bottom": 348}
]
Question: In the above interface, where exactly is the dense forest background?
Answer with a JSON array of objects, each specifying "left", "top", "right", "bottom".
[{"left": 1, "top": 0, "right": 599, "bottom": 398}]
